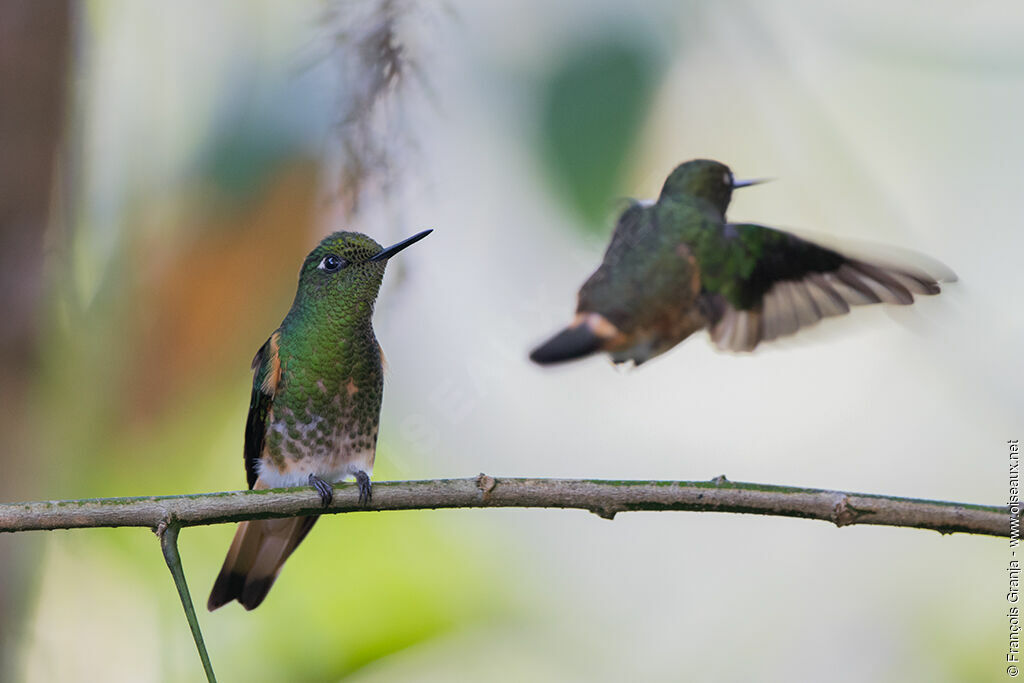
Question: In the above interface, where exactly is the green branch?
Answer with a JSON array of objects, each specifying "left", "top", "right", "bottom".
[{"left": 157, "top": 523, "right": 217, "bottom": 682}]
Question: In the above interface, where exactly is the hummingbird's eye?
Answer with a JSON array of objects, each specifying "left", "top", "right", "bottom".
[
  {"left": 318, "top": 254, "right": 346, "bottom": 272},
  {"left": 724, "top": 171, "right": 733, "bottom": 187}
]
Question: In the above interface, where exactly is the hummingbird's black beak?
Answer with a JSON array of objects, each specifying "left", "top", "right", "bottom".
[
  {"left": 370, "top": 229, "right": 433, "bottom": 262},
  {"left": 732, "top": 178, "right": 771, "bottom": 189}
]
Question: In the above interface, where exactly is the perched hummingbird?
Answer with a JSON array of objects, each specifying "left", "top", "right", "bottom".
[
  {"left": 208, "top": 228, "right": 431, "bottom": 611},
  {"left": 530, "top": 159, "right": 952, "bottom": 365}
]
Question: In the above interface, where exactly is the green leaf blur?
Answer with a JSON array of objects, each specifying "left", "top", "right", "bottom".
[{"left": 538, "top": 36, "right": 663, "bottom": 233}]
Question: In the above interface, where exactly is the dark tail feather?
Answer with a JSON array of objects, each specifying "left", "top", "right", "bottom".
[
  {"left": 530, "top": 324, "right": 605, "bottom": 365},
  {"left": 207, "top": 514, "right": 319, "bottom": 611}
]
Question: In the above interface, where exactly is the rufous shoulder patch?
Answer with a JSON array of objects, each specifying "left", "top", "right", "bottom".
[{"left": 260, "top": 331, "right": 283, "bottom": 395}]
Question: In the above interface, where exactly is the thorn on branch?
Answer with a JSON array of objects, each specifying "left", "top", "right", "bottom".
[
  {"left": 831, "top": 495, "right": 857, "bottom": 527},
  {"left": 475, "top": 473, "right": 496, "bottom": 498}
]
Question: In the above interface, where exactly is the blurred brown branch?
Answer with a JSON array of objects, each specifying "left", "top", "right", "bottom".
[
  {"left": 0, "top": 1, "right": 71, "bottom": 672},
  {"left": 0, "top": 476, "right": 1009, "bottom": 537}
]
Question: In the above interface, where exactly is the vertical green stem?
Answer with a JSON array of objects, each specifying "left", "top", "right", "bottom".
[{"left": 158, "top": 523, "right": 217, "bottom": 683}]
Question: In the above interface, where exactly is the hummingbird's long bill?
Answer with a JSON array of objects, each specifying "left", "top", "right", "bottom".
[
  {"left": 732, "top": 177, "right": 770, "bottom": 188},
  {"left": 370, "top": 229, "right": 433, "bottom": 261}
]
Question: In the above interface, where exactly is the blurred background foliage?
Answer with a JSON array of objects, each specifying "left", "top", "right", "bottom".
[
  {"left": 1, "top": 0, "right": 1022, "bottom": 681},
  {"left": 538, "top": 34, "right": 664, "bottom": 230}
]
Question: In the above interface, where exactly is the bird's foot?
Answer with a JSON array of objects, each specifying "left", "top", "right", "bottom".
[
  {"left": 308, "top": 474, "right": 334, "bottom": 508},
  {"left": 354, "top": 471, "right": 372, "bottom": 506}
]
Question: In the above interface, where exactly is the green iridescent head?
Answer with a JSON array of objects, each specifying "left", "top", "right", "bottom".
[
  {"left": 290, "top": 229, "right": 432, "bottom": 320},
  {"left": 658, "top": 159, "right": 766, "bottom": 217},
  {"left": 658, "top": 159, "right": 737, "bottom": 215}
]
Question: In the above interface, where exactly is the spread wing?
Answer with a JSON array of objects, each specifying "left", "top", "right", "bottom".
[
  {"left": 244, "top": 331, "right": 282, "bottom": 489},
  {"left": 697, "top": 223, "right": 947, "bottom": 352}
]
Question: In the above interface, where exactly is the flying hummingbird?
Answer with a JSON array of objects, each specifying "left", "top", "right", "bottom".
[
  {"left": 208, "top": 228, "right": 431, "bottom": 611},
  {"left": 530, "top": 159, "right": 953, "bottom": 365}
]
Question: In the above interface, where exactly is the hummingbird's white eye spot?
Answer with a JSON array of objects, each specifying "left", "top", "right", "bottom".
[
  {"left": 318, "top": 254, "right": 347, "bottom": 272},
  {"left": 724, "top": 172, "right": 733, "bottom": 186}
]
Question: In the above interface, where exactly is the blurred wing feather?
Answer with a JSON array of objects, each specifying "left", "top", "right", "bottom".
[{"left": 701, "top": 223, "right": 947, "bottom": 352}]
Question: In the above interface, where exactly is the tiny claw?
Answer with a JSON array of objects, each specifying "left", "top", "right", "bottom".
[
  {"left": 354, "top": 471, "right": 372, "bottom": 506},
  {"left": 308, "top": 474, "right": 334, "bottom": 508}
]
